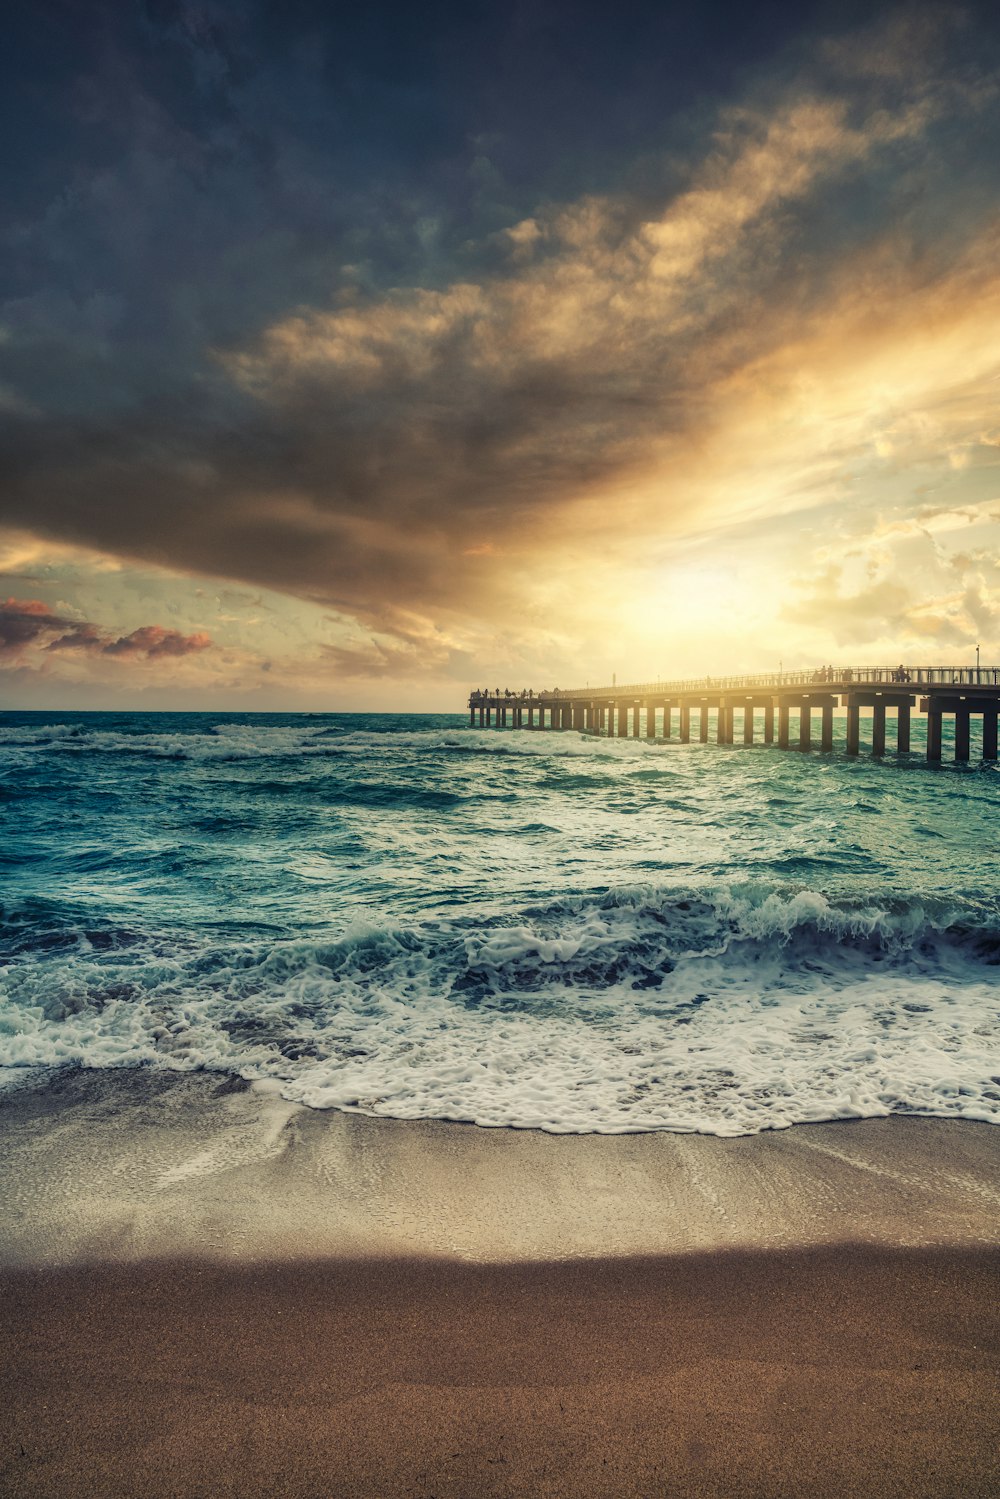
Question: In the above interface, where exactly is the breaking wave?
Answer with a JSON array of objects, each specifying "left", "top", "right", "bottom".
[{"left": 3, "top": 884, "right": 999, "bottom": 1134}]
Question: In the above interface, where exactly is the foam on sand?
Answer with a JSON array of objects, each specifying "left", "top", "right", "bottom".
[{"left": 1, "top": 1069, "right": 998, "bottom": 1266}]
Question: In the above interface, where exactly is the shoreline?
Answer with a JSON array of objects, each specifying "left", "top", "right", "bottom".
[{"left": 2, "top": 1068, "right": 999, "bottom": 1266}]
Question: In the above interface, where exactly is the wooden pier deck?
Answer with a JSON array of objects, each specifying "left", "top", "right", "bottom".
[{"left": 469, "top": 666, "right": 1000, "bottom": 764}]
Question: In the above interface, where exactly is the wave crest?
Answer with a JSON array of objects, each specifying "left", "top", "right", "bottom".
[{"left": 2, "top": 882, "right": 999, "bottom": 1134}]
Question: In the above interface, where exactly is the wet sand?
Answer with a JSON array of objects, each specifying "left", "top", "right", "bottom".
[
  {"left": 2, "top": 1069, "right": 999, "bottom": 1264},
  {"left": 1, "top": 1071, "right": 999, "bottom": 1496}
]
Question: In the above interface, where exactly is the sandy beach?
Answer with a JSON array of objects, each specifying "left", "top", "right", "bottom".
[
  {"left": 1, "top": 1073, "right": 1000, "bottom": 1493},
  {"left": 1, "top": 1071, "right": 999, "bottom": 1496},
  {"left": 3, "top": 1246, "right": 998, "bottom": 1499}
]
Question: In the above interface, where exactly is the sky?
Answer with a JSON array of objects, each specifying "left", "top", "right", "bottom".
[{"left": 2, "top": 0, "right": 1000, "bottom": 710}]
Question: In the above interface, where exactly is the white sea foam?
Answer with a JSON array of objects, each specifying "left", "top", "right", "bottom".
[
  {"left": 0, "top": 718, "right": 676, "bottom": 765},
  {"left": 3, "top": 886, "right": 999, "bottom": 1135}
]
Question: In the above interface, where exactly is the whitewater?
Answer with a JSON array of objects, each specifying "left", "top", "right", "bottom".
[{"left": 1, "top": 710, "right": 998, "bottom": 1134}]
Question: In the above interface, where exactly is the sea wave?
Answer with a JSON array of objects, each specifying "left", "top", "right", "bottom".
[
  {"left": 3, "top": 883, "right": 999, "bottom": 1134},
  {"left": 0, "top": 718, "right": 674, "bottom": 764}
]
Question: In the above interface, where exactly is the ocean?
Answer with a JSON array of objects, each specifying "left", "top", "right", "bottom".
[{"left": 1, "top": 710, "right": 998, "bottom": 1135}]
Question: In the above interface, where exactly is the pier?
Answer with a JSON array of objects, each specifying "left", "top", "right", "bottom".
[{"left": 468, "top": 665, "right": 1000, "bottom": 764}]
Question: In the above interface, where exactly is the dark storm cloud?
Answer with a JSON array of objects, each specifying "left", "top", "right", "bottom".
[
  {"left": 2, "top": 3, "right": 1000, "bottom": 647},
  {"left": 0, "top": 597, "right": 211, "bottom": 658},
  {"left": 47, "top": 623, "right": 106, "bottom": 651},
  {"left": 102, "top": 623, "right": 213, "bottom": 656},
  {"left": 0, "top": 599, "right": 78, "bottom": 651}
]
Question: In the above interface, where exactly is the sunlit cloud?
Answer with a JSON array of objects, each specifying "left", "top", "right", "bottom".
[
  {"left": 0, "top": 597, "right": 212, "bottom": 661},
  {"left": 1, "top": 6, "right": 1000, "bottom": 701}
]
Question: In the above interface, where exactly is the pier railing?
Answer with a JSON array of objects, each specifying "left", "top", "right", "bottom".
[{"left": 532, "top": 665, "right": 1000, "bottom": 697}]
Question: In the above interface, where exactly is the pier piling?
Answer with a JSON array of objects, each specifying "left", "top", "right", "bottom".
[
  {"left": 897, "top": 705, "right": 910, "bottom": 754},
  {"left": 872, "top": 702, "right": 886, "bottom": 757},
  {"left": 821, "top": 704, "right": 834, "bottom": 752},
  {"left": 845, "top": 698, "right": 860, "bottom": 755},
  {"left": 799, "top": 704, "right": 811, "bottom": 752},
  {"left": 955, "top": 708, "right": 971, "bottom": 762},
  {"left": 778, "top": 703, "right": 789, "bottom": 749}
]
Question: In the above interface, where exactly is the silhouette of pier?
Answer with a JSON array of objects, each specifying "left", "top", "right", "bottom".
[{"left": 469, "top": 665, "right": 1000, "bottom": 764}]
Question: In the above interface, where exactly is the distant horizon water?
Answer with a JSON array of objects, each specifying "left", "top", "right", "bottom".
[{"left": 1, "top": 709, "right": 998, "bottom": 1135}]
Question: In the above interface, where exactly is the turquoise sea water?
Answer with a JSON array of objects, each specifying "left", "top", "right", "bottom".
[{"left": 1, "top": 710, "right": 999, "bottom": 1134}]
